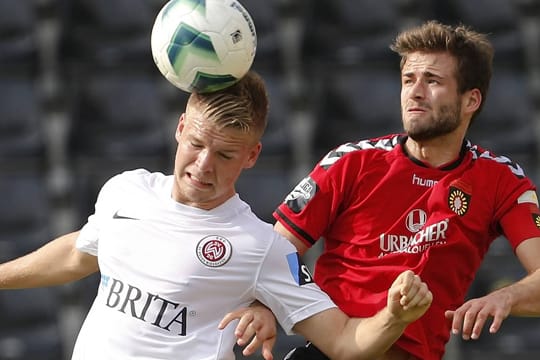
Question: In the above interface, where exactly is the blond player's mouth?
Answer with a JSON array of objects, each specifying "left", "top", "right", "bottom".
[{"left": 188, "top": 173, "right": 212, "bottom": 188}]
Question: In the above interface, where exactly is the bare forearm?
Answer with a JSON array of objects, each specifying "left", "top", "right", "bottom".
[
  {"left": 295, "top": 308, "right": 407, "bottom": 360},
  {"left": 0, "top": 231, "right": 98, "bottom": 289},
  {"left": 337, "top": 270, "right": 431, "bottom": 358},
  {"left": 505, "top": 269, "right": 540, "bottom": 316},
  {"left": 336, "top": 308, "right": 408, "bottom": 360},
  {"left": 295, "top": 270, "right": 431, "bottom": 359}
]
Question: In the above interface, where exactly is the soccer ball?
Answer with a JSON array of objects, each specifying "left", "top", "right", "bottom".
[{"left": 151, "top": 0, "right": 257, "bottom": 93}]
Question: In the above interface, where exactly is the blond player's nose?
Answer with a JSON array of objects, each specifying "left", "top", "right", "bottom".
[{"left": 196, "top": 149, "right": 213, "bottom": 171}]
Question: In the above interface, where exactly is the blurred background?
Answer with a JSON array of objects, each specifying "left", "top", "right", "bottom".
[{"left": 0, "top": 0, "right": 539, "bottom": 359}]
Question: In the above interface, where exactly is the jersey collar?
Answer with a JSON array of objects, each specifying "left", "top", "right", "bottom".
[{"left": 398, "top": 135, "right": 467, "bottom": 171}]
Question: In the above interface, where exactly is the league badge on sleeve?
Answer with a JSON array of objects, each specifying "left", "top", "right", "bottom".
[
  {"left": 284, "top": 177, "right": 318, "bottom": 214},
  {"left": 286, "top": 253, "right": 314, "bottom": 286}
]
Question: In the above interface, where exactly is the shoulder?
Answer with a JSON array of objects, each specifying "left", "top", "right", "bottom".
[
  {"left": 234, "top": 201, "right": 296, "bottom": 250},
  {"left": 237, "top": 202, "right": 277, "bottom": 237},
  {"left": 98, "top": 169, "right": 170, "bottom": 204},
  {"left": 318, "top": 134, "right": 402, "bottom": 169},
  {"left": 104, "top": 169, "right": 167, "bottom": 188},
  {"left": 466, "top": 141, "right": 527, "bottom": 179}
]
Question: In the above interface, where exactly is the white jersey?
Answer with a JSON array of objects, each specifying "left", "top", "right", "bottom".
[{"left": 72, "top": 169, "right": 335, "bottom": 360}]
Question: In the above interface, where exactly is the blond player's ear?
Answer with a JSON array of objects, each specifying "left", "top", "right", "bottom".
[
  {"left": 176, "top": 114, "right": 186, "bottom": 139},
  {"left": 243, "top": 142, "right": 262, "bottom": 170}
]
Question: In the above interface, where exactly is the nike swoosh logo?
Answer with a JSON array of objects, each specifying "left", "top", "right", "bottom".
[{"left": 112, "top": 210, "right": 140, "bottom": 220}]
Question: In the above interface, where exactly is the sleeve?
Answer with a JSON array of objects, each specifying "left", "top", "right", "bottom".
[
  {"left": 499, "top": 189, "right": 540, "bottom": 250},
  {"left": 273, "top": 147, "right": 353, "bottom": 247},
  {"left": 496, "top": 166, "right": 540, "bottom": 249},
  {"left": 254, "top": 233, "right": 336, "bottom": 335},
  {"left": 75, "top": 173, "right": 126, "bottom": 256},
  {"left": 76, "top": 215, "right": 100, "bottom": 256}
]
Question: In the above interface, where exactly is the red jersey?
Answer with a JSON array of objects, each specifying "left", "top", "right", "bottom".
[{"left": 274, "top": 134, "right": 540, "bottom": 359}]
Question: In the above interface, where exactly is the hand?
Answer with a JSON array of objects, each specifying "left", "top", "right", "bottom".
[
  {"left": 445, "top": 290, "right": 511, "bottom": 340},
  {"left": 218, "top": 302, "right": 277, "bottom": 360},
  {"left": 387, "top": 270, "right": 432, "bottom": 323}
]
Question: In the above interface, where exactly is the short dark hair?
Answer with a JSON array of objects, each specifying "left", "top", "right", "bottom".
[{"left": 390, "top": 20, "right": 494, "bottom": 120}]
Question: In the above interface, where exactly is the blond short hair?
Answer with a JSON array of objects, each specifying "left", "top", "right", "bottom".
[{"left": 186, "top": 71, "right": 269, "bottom": 141}]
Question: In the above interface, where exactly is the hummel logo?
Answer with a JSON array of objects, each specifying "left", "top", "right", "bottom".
[{"left": 112, "top": 210, "right": 140, "bottom": 220}]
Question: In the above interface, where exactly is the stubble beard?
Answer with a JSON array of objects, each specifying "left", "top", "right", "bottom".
[{"left": 404, "top": 102, "right": 462, "bottom": 142}]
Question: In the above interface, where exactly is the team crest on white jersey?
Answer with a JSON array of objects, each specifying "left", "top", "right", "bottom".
[{"left": 196, "top": 235, "right": 232, "bottom": 267}]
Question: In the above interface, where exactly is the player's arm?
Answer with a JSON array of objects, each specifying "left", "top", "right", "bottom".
[
  {"left": 446, "top": 236, "right": 540, "bottom": 340},
  {"left": 274, "top": 221, "right": 309, "bottom": 256},
  {"left": 0, "top": 231, "right": 98, "bottom": 289},
  {"left": 292, "top": 270, "right": 431, "bottom": 360},
  {"left": 220, "top": 270, "right": 431, "bottom": 360},
  {"left": 510, "top": 236, "right": 540, "bottom": 314}
]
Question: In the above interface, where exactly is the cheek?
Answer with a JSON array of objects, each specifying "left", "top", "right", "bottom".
[
  {"left": 400, "top": 91, "right": 411, "bottom": 109},
  {"left": 175, "top": 145, "right": 193, "bottom": 167},
  {"left": 174, "top": 151, "right": 185, "bottom": 172},
  {"left": 217, "top": 162, "right": 243, "bottom": 182},
  {"left": 400, "top": 90, "right": 407, "bottom": 102}
]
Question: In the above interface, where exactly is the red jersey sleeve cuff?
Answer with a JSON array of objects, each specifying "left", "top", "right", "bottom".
[
  {"left": 500, "top": 203, "right": 540, "bottom": 250},
  {"left": 273, "top": 208, "right": 318, "bottom": 247}
]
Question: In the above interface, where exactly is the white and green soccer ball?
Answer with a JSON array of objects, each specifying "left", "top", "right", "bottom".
[{"left": 151, "top": 0, "right": 257, "bottom": 93}]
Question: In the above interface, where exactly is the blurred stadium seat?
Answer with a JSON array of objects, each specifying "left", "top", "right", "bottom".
[
  {"left": 65, "top": 70, "right": 172, "bottom": 226},
  {"left": 0, "top": 286, "right": 63, "bottom": 360},
  {"left": 311, "top": 65, "right": 402, "bottom": 158},
  {"left": 236, "top": 160, "right": 291, "bottom": 223},
  {"left": 0, "top": 173, "right": 52, "bottom": 259},
  {"left": 243, "top": 1, "right": 282, "bottom": 69},
  {"left": 443, "top": 0, "right": 528, "bottom": 68},
  {"left": 66, "top": 71, "right": 170, "bottom": 159},
  {"left": 301, "top": 0, "right": 402, "bottom": 66},
  {"left": 253, "top": 67, "right": 293, "bottom": 158},
  {"left": 0, "top": 0, "right": 39, "bottom": 76},
  {"left": 467, "top": 67, "right": 537, "bottom": 172},
  {"left": 57, "top": 0, "right": 156, "bottom": 71},
  {"left": 0, "top": 77, "right": 46, "bottom": 164},
  {"left": 0, "top": 172, "right": 64, "bottom": 360}
]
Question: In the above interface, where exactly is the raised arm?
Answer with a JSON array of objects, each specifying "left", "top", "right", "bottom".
[
  {"left": 0, "top": 231, "right": 98, "bottom": 289},
  {"left": 293, "top": 270, "right": 432, "bottom": 360}
]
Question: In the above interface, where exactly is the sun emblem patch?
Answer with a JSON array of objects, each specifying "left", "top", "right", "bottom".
[
  {"left": 196, "top": 235, "right": 232, "bottom": 267},
  {"left": 533, "top": 214, "right": 540, "bottom": 230},
  {"left": 448, "top": 186, "right": 471, "bottom": 216}
]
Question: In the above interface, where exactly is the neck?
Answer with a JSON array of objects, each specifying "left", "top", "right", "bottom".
[{"left": 404, "top": 133, "right": 465, "bottom": 168}]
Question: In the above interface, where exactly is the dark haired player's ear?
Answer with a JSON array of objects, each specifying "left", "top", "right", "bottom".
[{"left": 463, "top": 89, "right": 481, "bottom": 114}]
